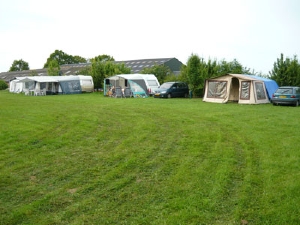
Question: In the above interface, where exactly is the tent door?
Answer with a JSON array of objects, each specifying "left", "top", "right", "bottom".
[
  {"left": 253, "top": 81, "right": 268, "bottom": 103},
  {"left": 229, "top": 77, "right": 239, "bottom": 102}
]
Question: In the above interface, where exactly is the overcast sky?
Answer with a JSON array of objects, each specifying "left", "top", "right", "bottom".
[{"left": 1, "top": 0, "right": 299, "bottom": 74}]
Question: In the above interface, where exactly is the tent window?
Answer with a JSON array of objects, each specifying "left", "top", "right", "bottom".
[
  {"left": 47, "top": 83, "right": 53, "bottom": 91},
  {"left": 25, "top": 81, "right": 35, "bottom": 90},
  {"left": 40, "top": 82, "right": 46, "bottom": 89},
  {"left": 207, "top": 80, "right": 227, "bottom": 98},
  {"left": 240, "top": 81, "right": 251, "bottom": 99},
  {"left": 255, "top": 82, "right": 266, "bottom": 100}
]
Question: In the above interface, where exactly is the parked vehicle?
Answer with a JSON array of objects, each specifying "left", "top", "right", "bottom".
[
  {"left": 154, "top": 82, "right": 189, "bottom": 98},
  {"left": 271, "top": 86, "right": 300, "bottom": 106}
]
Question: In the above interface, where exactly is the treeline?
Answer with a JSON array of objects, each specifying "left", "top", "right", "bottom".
[
  {"left": 7, "top": 50, "right": 300, "bottom": 96},
  {"left": 269, "top": 53, "right": 300, "bottom": 87},
  {"left": 177, "top": 54, "right": 300, "bottom": 96}
]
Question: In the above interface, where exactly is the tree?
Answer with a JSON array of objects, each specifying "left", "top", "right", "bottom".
[
  {"left": 269, "top": 53, "right": 300, "bottom": 86},
  {"left": 216, "top": 59, "right": 250, "bottom": 76},
  {"left": 47, "top": 59, "right": 61, "bottom": 76},
  {"left": 90, "top": 60, "right": 130, "bottom": 89},
  {"left": 185, "top": 54, "right": 208, "bottom": 97},
  {"left": 140, "top": 64, "right": 172, "bottom": 84},
  {"left": 44, "top": 50, "right": 87, "bottom": 68},
  {"left": 9, "top": 59, "right": 29, "bottom": 71},
  {"left": 92, "top": 55, "right": 115, "bottom": 62},
  {"left": 0, "top": 79, "right": 8, "bottom": 90}
]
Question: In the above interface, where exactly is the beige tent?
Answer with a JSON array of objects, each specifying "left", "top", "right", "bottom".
[{"left": 203, "top": 74, "right": 278, "bottom": 104}]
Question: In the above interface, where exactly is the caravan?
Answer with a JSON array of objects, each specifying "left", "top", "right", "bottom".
[
  {"left": 78, "top": 75, "right": 94, "bottom": 92},
  {"left": 104, "top": 74, "right": 160, "bottom": 97},
  {"left": 140, "top": 74, "right": 160, "bottom": 96}
]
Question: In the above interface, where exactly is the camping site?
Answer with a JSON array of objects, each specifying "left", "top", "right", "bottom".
[{"left": 0, "top": 91, "right": 300, "bottom": 224}]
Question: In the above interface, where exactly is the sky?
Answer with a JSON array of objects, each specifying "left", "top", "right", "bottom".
[{"left": 1, "top": 0, "right": 300, "bottom": 74}]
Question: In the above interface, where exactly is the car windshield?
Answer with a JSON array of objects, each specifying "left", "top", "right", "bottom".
[
  {"left": 160, "top": 83, "right": 173, "bottom": 89},
  {"left": 276, "top": 88, "right": 293, "bottom": 94}
]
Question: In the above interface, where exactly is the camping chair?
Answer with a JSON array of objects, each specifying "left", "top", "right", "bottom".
[
  {"left": 115, "top": 86, "right": 123, "bottom": 98},
  {"left": 34, "top": 89, "right": 41, "bottom": 96},
  {"left": 24, "top": 89, "right": 29, "bottom": 95},
  {"left": 124, "top": 87, "right": 132, "bottom": 98},
  {"left": 41, "top": 88, "right": 46, "bottom": 96}
]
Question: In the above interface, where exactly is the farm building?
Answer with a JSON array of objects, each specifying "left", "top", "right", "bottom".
[{"left": 0, "top": 57, "right": 183, "bottom": 84}]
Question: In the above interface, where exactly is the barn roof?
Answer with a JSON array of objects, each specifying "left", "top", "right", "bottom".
[{"left": 0, "top": 57, "right": 183, "bottom": 82}]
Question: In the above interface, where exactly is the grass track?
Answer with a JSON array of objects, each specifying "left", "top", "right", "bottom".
[{"left": 1, "top": 91, "right": 300, "bottom": 224}]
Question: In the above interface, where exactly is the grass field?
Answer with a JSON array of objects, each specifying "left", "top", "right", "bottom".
[{"left": 1, "top": 90, "right": 300, "bottom": 225}]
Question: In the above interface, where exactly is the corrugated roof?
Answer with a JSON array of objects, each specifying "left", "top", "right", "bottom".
[{"left": 0, "top": 58, "right": 183, "bottom": 82}]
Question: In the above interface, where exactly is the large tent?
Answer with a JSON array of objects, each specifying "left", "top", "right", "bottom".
[
  {"left": 104, "top": 74, "right": 151, "bottom": 97},
  {"left": 203, "top": 74, "right": 278, "bottom": 104},
  {"left": 9, "top": 75, "right": 93, "bottom": 95}
]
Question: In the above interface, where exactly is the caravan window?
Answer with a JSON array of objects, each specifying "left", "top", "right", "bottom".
[
  {"left": 207, "top": 81, "right": 227, "bottom": 98},
  {"left": 240, "top": 81, "right": 251, "bottom": 100},
  {"left": 255, "top": 82, "right": 266, "bottom": 100},
  {"left": 147, "top": 80, "right": 158, "bottom": 86},
  {"left": 82, "top": 79, "right": 92, "bottom": 85}
]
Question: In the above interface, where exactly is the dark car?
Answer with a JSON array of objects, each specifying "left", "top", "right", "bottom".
[
  {"left": 154, "top": 82, "right": 189, "bottom": 98},
  {"left": 271, "top": 86, "right": 300, "bottom": 106}
]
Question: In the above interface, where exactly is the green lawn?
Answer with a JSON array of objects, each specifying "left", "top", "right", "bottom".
[{"left": 1, "top": 91, "right": 300, "bottom": 225}]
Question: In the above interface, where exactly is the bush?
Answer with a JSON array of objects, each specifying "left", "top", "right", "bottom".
[{"left": 0, "top": 80, "right": 8, "bottom": 90}]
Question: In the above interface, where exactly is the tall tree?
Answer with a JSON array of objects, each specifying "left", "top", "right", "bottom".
[
  {"left": 269, "top": 53, "right": 300, "bottom": 86},
  {"left": 47, "top": 59, "right": 61, "bottom": 76},
  {"left": 186, "top": 54, "right": 204, "bottom": 97},
  {"left": 9, "top": 59, "right": 29, "bottom": 71},
  {"left": 44, "top": 50, "right": 87, "bottom": 68}
]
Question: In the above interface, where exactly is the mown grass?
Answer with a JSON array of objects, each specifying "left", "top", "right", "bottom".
[{"left": 1, "top": 90, "right": 300, "bottom": 224}]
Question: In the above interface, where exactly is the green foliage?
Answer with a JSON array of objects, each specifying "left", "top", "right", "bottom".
[
  {"left": 186, "top": 54, "right": 203, "bottom": 96},
  {"left": 90, "top": 59, "right": 130, "bottom": 88},
  {"left": 181, "top": 55, "right": 254, "bottom": 97},
  {"left": 164, "top": 74, "right": 181, "bottom": 82},
  {"left": 216, "top": 59, "right": 251, "bottom": 75},
  {"left": 44, "top": 50, "right": 87, "bottom": 68},
  {"left": 140, "top": 64, "right": 173, "bottom": 84},
  {"left": 0, "top": 79, "right": 8, "bottom": 90},
  {"left": 1, "top": 92, "right": 300, "bottom": 224},
  {"left": 47, "top": 59, "right": 61, "bottom": 76},
  {"left": 9, "top": 59, "right": 29, "bottom": 71},
  {"left": 91, "top": 54, "right": 115, "bottom": 62},
  {"left": 73, "top": 55, "right": 130, "bottom": 88},
  {"left": 269, "top": 53, "right": 300, "bottom": 86}
]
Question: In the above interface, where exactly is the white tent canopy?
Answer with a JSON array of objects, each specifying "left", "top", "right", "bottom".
[{"left": 9, "top": 75, "right": 93, "bottom": 95}]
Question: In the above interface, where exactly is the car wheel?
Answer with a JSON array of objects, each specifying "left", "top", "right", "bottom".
[{"left": 167, "top": 93, "right": 172, "bottom": 98}]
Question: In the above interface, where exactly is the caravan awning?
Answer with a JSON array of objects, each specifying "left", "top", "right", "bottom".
[{"left": 17, "top": 77, "right": 58, "bottom": 83}]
